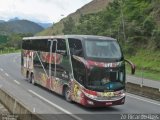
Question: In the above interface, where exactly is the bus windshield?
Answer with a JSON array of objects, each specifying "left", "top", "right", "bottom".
[
  {"left": 84, "top": 39, "right": 122, "bottom": 61},
  {"left": 83, "top": 39, "right": 125, "bottom": 92},
  {"left": 87, "top": 67, "right": 125, "bottom": 92}
]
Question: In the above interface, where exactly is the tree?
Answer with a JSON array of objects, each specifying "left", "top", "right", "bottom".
[{"left": 63, "top": 17, "right": 75, "bottom": 34}]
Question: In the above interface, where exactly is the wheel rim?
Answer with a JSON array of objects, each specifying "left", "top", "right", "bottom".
[
  {"left": 30, "top": 74, "right": 35, "bottom": 84},
  {"left": 65, "top": 88, "right": 71, "bottom": 102},
  {"left": 31, "top": 75, "right": 35, "bottom": 85}
]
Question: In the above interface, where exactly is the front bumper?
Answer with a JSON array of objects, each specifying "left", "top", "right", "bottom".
[{"left": 81, "top": 94, "right": 125, "bottom": 107}]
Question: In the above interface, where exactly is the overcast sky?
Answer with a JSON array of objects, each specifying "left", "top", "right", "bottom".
[{"left": 0, "top": 0, "right": 92, "bottom": 23}]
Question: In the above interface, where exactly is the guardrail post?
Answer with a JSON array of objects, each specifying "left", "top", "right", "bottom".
[{"left": 141, "top": 67, "right": 143, "bottom": 87}]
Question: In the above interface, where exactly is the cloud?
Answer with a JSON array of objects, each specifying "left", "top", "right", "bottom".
[{"left": 0, "top": 0, "right": 92, "bottom": 23}]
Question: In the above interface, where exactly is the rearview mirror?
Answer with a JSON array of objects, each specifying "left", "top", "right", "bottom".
[{"left": 125, "top": 59, "right": 136, "bottom": 75}]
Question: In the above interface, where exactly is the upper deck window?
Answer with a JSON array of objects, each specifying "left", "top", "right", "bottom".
[{"left": 68, "top": 38, "right": 83, "bottom": 57}]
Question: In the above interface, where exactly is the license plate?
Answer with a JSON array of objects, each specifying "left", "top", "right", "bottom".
[
  {"left": 106, "top": 102, "right": 112, "bottom": 105},
  {"left": 103, "top": 92, "right": 114, "bottom": 97}
]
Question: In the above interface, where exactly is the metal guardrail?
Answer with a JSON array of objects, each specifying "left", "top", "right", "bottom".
[
  {"left": 0, "top": 88, "right": 43, "bottom": 120},
  {"left": 126, "top": 82, "right": 160, "bottom": 101}
]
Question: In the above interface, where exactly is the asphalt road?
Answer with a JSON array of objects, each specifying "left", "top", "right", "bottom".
[{"left": 0, "top": 53, "right": 160, "bottom": 120}]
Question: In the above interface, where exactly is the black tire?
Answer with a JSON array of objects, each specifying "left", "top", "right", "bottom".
[
  {"left": 64, "top": 87, "right": 72, "bottom": 102},
  {"left": 30, "top": 74, "right": 35, "bottom": 85}
]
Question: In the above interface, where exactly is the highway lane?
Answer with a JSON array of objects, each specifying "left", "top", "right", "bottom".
[{"left": 0, "top": 53, "right": 160, "bottom": 120}]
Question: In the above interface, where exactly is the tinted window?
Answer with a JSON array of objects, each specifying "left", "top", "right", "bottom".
[
  {"left": 85, "top": 40, "right": 122, "bottom": 59},
  {"left": 68, "top": 38, "right": 83, "bottom": 57},
  {"left": 32, "top": 40, "right": 49, "bottom": 51},
  {"left": 22, "top": 40, "right": 32, "bottom": 50},
  {"left": 57, "top": 39, "right": 66, "bottom": 50},
  {"left": 22, "top": 39, "right": 50, "bottom": 52}
]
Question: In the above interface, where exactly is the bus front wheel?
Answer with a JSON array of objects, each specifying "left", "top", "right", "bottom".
[{"left": 64, "top": 87, "right": 72, "bottom": 102}]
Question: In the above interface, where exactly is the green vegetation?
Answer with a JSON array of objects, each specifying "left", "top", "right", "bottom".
[
  {"left": 0, "top": 48, "right": 20, "bottom": 55},
  {"left": 0, "top": 33, "right": 33, "bottom": 53},
  {"left": 126, "top": 50, "right": 160, "bottom": 81},
  {"left": 62, "top": 0, "right": 160, "bottom": 81},
  {"left": 0, "top": 35, "right": 8, "bottom": 44},
  {"left": 129, "top": 68, "right": 160, "bottom": 81},
  {"left": 127, "top": 50, "right": 160, "bottom": 72}
]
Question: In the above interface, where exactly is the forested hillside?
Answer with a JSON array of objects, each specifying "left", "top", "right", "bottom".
[
  {"left": 64, "top": 0, "right": 160, "bottom": 49},
  {"left": 62, "top": 0, "right": 160, "bottom": 80}
]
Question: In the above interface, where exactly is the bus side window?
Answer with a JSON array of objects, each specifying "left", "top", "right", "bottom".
[
  {"left": 57, "top": 39, "right": 67, "bottom": 55},
  {"left": 22, "top": 40, "right": 32, "bottom": 50},
  {"left": 68, "top": 38, "right": 83, "bottom": 57},
  {"left": 22, "top": 40, "right": 27, "bottom": 49},
  {"left": 31, "top": 39, "right": 49, "bottom": 52},
  {"left": 57, "top": 39, "right": 66, "bottom": 50}
]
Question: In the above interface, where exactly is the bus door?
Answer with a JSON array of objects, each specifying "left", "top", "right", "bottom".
[
  {"left": 54, "top": 38, "right": 72, "bottom": 94},
  {"left": 23, "top": 40, "right": 34, "bottom": 70},
  {"left": 28, "top": 51, "right": 34, "bottom": 70}
]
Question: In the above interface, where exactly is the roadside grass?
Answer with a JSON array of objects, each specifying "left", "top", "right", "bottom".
[
  {"left": 126, "top": 67, "right": 160, "bottom": 81},
  {"left": 125, "top": 49, "right": 160, "bottom": 81},
  {"left": 0, "top": 49, "right": 20, "bottom": 55}
]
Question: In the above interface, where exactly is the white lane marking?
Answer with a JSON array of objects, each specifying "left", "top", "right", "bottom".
[
  {"left": 14, "top": 80, "right": 20, "bottom": 85},
  {"left": 0, "top": 68, "right": 3, "bottom": 71},
  {"left": 127, "top": 94, "right": 160, "bottom": 106},
  {"left": 28, "top": 90, "right": 83, "bottom": 120},
  {"left": 5, "top": 73, "right": 9, "bottom": 77}
]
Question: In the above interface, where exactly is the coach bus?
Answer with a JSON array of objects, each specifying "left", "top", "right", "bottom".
[{"left": 21, "top": 35, "right": 135, "bottom": 107}]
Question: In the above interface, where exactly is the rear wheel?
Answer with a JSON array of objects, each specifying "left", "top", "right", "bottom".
[
  {"left": 64, "top": 87, "right": 72, "bottom": 102},
  {"left": 29, "top": 73, "right": 35, "bottom": 85}
]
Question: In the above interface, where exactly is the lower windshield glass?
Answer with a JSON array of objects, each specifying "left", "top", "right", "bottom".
[
  {"left": 87, "top": 67, "right": 125, "bottom": 92},
  {"left": 84, "top": 39, "right": 122, "bottom": 61}
]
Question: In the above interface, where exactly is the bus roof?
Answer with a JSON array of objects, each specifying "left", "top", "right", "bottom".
[{"left": 23, "top": 35, "right": 116, "bottom": 41}]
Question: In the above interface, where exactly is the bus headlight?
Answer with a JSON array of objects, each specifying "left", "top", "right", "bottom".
[
  {"left": 87, "top": 100, "right": 94, "bottom": 105},
  {"left": 119, "top": 90, "right": 125, "bottom": 96},
  {"left": 115, "top": 89, "right": 125, "bottom": 97},
  {"left": 85, "top": 93, "right": 98, "bottom": 99},
  {"left": 83, "top": 89, "right": 98, "bottom": 99}
]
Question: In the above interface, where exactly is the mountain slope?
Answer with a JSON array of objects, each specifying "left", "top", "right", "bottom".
[
  {"left": 37, "top": 22, "right": 52, "bottom": 29},
  {"left": 38, "top": 0, "right": 112, "bottom": 35},
  {"left": 0, "top": 20, "right": 44, "bottom": 35},
  {"left": 0, "top": 20, "right": 5, "bottom": 23}
]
